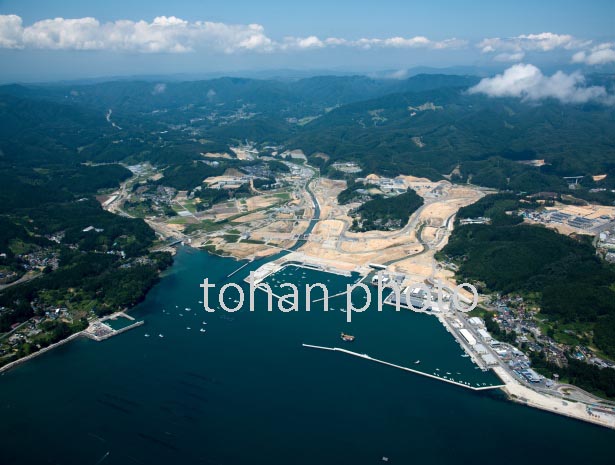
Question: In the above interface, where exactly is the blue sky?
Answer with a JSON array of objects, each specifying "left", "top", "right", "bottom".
[{"left": 0, "top": 0, "right": 614, "bottom": 81}]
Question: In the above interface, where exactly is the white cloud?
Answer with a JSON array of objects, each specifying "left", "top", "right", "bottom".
[
  {"left": 0, "top": 14, "right": 24, "bottom": 48},
  {"left": 571, "top": 43, "right": 615, "bottom": 65},
  {"left": 0, "top": 15, "right": 278, "bottom": 53},
  {"left": 468, "top": 63, "right": 613, "bottom": 105},
  {"left": 336, "top": 36, "right": 466, "bottom": 50},
  {"left": 280, "top": 35, "right": 325, "bottom": 50},
  {"left": 0, "top": 14, "right": 465, "bottom": 54},
  {"left": 478, "top": 32, "right": 589, "bottom": 59}
]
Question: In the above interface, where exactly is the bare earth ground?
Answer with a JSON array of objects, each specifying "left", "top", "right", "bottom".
[{"left": 267, "top": 176, "right": 485, "bottom": 289}]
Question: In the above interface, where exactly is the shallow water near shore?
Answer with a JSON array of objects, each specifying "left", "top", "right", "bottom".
[{"left": 0, "top": 247, "right": 613, "bottom": 464}]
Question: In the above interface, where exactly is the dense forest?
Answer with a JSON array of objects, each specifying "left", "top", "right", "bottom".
[
  {"left": 2, "top": 74, "right": 615, "bottom": 200},
  {"left": 350, "top": 188, "right": 424, "bottom": 232},
  {"left": 0, "top": 92, "right": 173, "bottom": 342}
]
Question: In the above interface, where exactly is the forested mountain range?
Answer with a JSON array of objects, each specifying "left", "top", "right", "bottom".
[{"left": 2, "top": 73, "right": 613, "bottom": 197}]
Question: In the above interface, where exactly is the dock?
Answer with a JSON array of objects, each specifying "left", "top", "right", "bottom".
[
  {"left": 84, "top": 320, "right": 144, "bottom": 342},
  {"left": 302, "top": 344, "right": 504, "bottom": 391}
]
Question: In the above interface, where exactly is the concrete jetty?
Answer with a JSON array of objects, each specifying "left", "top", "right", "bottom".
[
  {"left": 227, "top": 258, "right": 254, "bottom": 278},
  {"left": 302, "top": 344, "right": 503, "bottom": 391}
]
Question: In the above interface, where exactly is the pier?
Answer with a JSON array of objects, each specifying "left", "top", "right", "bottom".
[
  {"left": 302, "top": 344, "right": 504, "bottom": 391},
  {"left": 227, "top": 258, "right": 254, "bottom": 278}
]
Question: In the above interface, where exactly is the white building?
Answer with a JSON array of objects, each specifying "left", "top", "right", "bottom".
[
  {"left": 474, "top": 343, "right": 488, "bottom": 354},
  {"left": 459, "top": 329, "right": 477, "bottom": 346},
  {"left": 477, "top": 328, "right": 492, "bottom": 342}
]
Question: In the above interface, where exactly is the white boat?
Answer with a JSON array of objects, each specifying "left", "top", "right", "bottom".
[
  {"left": 144, "top": 334, "right": 150, "bottom": 338},
  {"left": 159, "top": 334, "right": 164, "bottom": 338},
  {"left": 200, "top": 328, "right": 206, "bottom": 333},
  {"left": 186, "top": 327, "right": 191, "bottom": 330},
  {"left": 414, "top": 360, "right": 420, "bottom": 364}
]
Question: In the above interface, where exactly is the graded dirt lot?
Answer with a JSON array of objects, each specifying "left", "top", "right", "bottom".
[
  {"left": 280, "top": 176, "right": 485, "bottom": 284},
  {"left": 245, "top": 194, "right": 284, "bottom": 211},
  {"left": 201, "top": 152, "right": 233, "bottom": 159}
]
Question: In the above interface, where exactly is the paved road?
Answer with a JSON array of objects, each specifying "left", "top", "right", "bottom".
[{"left": 0, "top": 271, "right": 40, "bottom": 292}]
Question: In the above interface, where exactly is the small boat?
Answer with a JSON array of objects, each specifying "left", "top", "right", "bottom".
[
  {"left": 144, "top": 334, "right": 150, "bottom": 338},
  {"left": 186, "top": 327, "right": 191, "bottom": 330},
  {"left": 414, "top": 360, "right": 420, "bottom": 365},
  {"left": 198, "top": 301, "right": 203, "bottom": 304},
  {"left": 340, "top": 332, "right": 355, "bottom": 342},
  {"left": 200, "top": 328, "right": 206, "bottom": 333},
  {"left": 159, "top": 334, "right": 164, "bottom": 338},
  {"left": 185, "top": 307, "right": 191, "bottom": 311},
  {"left": 202, "top": 321, "right": 207, "bottom": 325}
]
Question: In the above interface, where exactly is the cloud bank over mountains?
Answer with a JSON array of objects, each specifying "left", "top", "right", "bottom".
[
  {"left": 0, "top": 15, "right": 465, "bottom": 54},
  {"left": 469, "top": 63, "right": 614, "bottom": 105},
  {"left": 1, "top": 14, "right": 614, "bottom": 104},
  {"left": 477, "top": 32, "right": 615, "bottom": 66},
  {"left": 0, "top": 14, "right": 613, "bottom": 66}
]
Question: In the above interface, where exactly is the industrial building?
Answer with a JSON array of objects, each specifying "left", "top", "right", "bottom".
[
  {"left": 474, "top": 343, "right": 488, "bottom": 355},
  {"left": 391, "top": 286, "right": 446, "bottom": 311},
  {"left": 519, "top": 368, "right": 542, "bottom": 383},
  {"left": 477, "top": 328, "right": 492, "bottom": 342},
  {"left": 459, "top": 328, "right": 477, "bottom": 346}
]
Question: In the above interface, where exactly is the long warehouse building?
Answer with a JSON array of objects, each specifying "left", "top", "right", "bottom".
[{"left": 459, "top": 328, "right": 477, "bottom": 346}]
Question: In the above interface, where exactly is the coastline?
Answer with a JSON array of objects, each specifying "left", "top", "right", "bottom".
[
  {"left": 493, "top": 366, "right": 615, "bottom": 430},
  {"left": 0, "top": 313, "right": 146, "bottom": 375},
  {"left": 397, "top": 301, "right": 615, "bottom": 430},
  {"left": 0, "top": 331, "right": 84, "bottom": 375}
]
